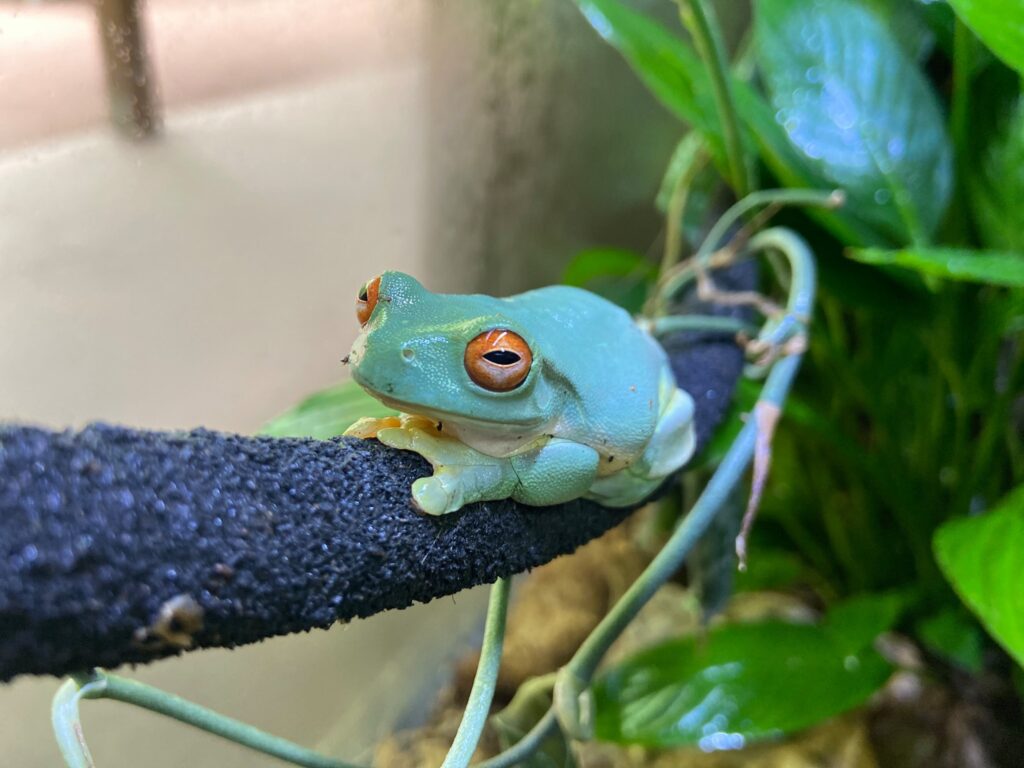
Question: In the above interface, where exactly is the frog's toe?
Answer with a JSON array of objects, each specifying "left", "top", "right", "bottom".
[
  {"left": 374, "top": 426, "right": 414, "bottom": 451},
  {"left": 344, "top": 415, "right": 402, "bottom": 439},
  {"left": 411, "top": 475, "right": 457, "bottom": 516},
  {"left": 398, "top": 414, "right": 437, "bottom": 431}
]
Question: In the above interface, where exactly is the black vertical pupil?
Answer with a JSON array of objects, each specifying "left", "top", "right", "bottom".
[
  {"left": 483, "top": 350, "right": 521, "bottom": 366},
  {"left": 358, "top": 287, "right": 368, "bottom": 301}
]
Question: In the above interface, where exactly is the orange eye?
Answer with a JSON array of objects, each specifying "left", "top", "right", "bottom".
[
  {"left": 356, "top": 276, "right": 381, "bottom": 326},
  {"left": 464, "top": 329, "right": 532, "bottom": 392}
]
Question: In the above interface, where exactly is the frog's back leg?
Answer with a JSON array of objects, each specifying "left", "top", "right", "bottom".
[
  {"left": 510, "top": 439, "right": 601, "bottom": 507},
  {"left": 638, "top": 371, "right": 696, "bottom": 477},
  {"left": 586, "top": 371, "right": 696, "bottom": 507}
]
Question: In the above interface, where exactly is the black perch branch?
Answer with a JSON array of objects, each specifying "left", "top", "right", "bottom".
[{"left": 0, "top": 267, "right": 753, "bottom": 682}]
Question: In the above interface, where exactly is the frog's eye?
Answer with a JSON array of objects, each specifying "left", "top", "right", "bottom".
[
  {"left": 356, "top": 276, "right": 381, "bottom": 326},
  {"left": 464, "top": 329, "right": 532, "bottom": 392}
]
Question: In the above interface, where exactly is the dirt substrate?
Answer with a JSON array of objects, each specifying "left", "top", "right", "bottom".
[{"left": 373, "top": 514, "right": 1024, "bottom": 768}]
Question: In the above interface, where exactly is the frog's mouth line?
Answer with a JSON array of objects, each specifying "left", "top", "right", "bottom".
[{"left": 368, "top": 391, "right": 546, "bottom": 430}]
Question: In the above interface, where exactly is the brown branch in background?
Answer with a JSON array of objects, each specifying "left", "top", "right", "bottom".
[{"left": 96, "top": 0, "right": 160, "bottom": 139}]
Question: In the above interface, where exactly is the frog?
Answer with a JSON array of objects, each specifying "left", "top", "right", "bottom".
[{"left": 343, "top": 271, "right": 696, "bottom": 516}]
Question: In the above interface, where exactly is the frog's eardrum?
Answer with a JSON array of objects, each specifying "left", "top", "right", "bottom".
[{"left": 0, "top": 264, "right": 752, "bottom": 682}]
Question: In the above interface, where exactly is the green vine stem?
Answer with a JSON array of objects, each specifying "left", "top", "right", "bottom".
[
  {"left": 52, "top": 670, "right": 359, "bottom": 768},
  {"left": 52, "top": 674, "right": 106, "bottom": 768},
  {"left": 950, "top": 20, "right": 973, "bottom": 168},
  {"left": 477, "top": 711, "right": 558, "bottom": 768},
  {"left": 676, "top": 0, "right": 751, "bottom": 197},
  {"left": 947, "top": 17, "right": 976, "bottom": 244},
  {"left": 574, "top": 227, "right": 812, "bottom": 684},
  {"left": 656, "top": 188, "right": 842, "bottom": 306},
  {"left": 53, "top": 581, "right": 512, "bottom": 768},
  {"left": 660, "top": 133, "right": 709, "bottom": 277},
  {"left": 698, "top": 189, "right": 841, "bottom": 261},
  {"left": 487, "top": 226, "right": 815, "bottom": 753},
  {"left": 647, "top": 315, "right": 755, "bottom": 336},
  {"left": 441, "top": 577, "right": 512, "bottom": 768}
]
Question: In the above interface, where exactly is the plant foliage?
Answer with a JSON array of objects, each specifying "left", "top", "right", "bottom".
[{"left": 570, "top": 0, "right": 1024, "bottom": 749}]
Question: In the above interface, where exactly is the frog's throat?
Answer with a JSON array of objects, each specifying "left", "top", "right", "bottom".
[{"left": 368, "top": 392, "right": 548, "bottom": 431}]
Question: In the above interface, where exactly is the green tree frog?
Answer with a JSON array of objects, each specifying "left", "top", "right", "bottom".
[{"left": 344, "top": 272, "right": 696, "bottom": 515}]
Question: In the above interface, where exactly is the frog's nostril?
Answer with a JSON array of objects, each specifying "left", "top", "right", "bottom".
[{"left": 401, "top": 347, "right": 415, "bottom": 361}]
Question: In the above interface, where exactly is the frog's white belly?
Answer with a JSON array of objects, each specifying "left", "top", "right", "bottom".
[
  {"left": 440, "top": 419, "right": 552, "bottom": 459},
  {"left": 441, "top": 417, "right": 636, "bottom": 476}
]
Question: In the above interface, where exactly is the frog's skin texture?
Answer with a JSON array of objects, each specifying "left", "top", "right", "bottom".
[{"left": 344, "top": 272, "right": 696, "bottom": 516}]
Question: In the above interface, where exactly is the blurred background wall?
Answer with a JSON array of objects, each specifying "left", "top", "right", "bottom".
[{"left": 0, "top": 0, "right": 681, "bottom": 764}]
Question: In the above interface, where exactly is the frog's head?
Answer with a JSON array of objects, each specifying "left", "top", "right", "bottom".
[{"left": 346, "top": 271, "right": 559, "bottom": 429}]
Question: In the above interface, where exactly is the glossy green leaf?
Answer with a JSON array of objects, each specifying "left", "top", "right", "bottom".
[
  {"left": 261, "top": 379, "right": 396, "bottom": 440},
  {"left": 971, "top": 99, "right": 1024, "bottom": 253},
  {"left": 757, "top": 0, "right": 953, "bottom": 243},
  {"left": 916, "top": 608, "right": 985, "bottom": 673},
  {"left": 562, "top": 247, "right": 656, "bottom": 313},
  {"left": 849, "top": 247, "right": 1024, "bottom": 287},
  {"left": 934, "top": 485, "right": 1024, "bottom": 667},
  {"left": 593, "top": 620, "right": 892, "bottom": 747},
  {"left": 947, "top": 0, "right": 1024, "bottom": 74},
  {"left": 572, "top": 0, "right": 731, "bottom": 173},
  {"left": 863, "top": 0, "right": 937, "bottom": 61},
  {"left": 574, "top": 0, "right": 885, "bottom": 244},
  {"left": 823, "top": 591, "right": 908, "bottom": 655},
  {"left": 730, "top": 86, "right": 887, "bottom": 247}
]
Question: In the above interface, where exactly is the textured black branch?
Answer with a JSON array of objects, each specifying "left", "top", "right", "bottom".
[{"left": 0, "top": 267, "right": 753, "bottom": 682}]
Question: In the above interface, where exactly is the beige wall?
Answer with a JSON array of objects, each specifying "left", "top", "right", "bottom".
[
  {"left": 0, "top": 0, "right": 683, "bottom": 764},
  {"left": 0, "top": 3, "right": 486, "bottom": 764}
]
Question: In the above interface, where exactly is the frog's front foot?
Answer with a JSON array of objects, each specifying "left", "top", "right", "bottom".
[
  {"left": 345, "top": 413, "right": 437, "bottom": 439},
  {"left": 372, "top": 422, "right": 519, "bottom": 515},
  {"left": 344, "top": 415, "right": 402, "bottom": 439}
]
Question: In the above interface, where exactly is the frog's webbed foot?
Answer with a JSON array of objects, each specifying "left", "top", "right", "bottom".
[{"left": 374, "top": 424, "right": 519, "bottom": 515}]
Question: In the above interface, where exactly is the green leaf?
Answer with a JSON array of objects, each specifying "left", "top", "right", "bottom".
[
  {"left": 572, "top": 0, "right": 731, "bottom": 174},
  {"left": 261, "top": 379, "right": 396, "bottom": 439},
  {"left": 573, "top": 0, "right": 887, "bottom": 245},
  {"left": 971, "top": 99, "right": 1024, "bottom": 253},
  {"left": 756, "top": 0, "right": 954, "bottom": 243},
  {"left": 732, "top": 87, "right": 888, "bottom": 246},
  {"left": 916, "top": 608, "right": 985, "bottom": 673},
  {"left": 934, "top": 484, "right": 1024, "bottom": 667},
  {"left": 733, "top": 549, "right": 806, "bottom": 593},
  {"left": 947, "top": 0, "right": 1024, "bottom": 74},
  {"left": 562, "top": 247, "right": 656, "bottom": 313},
  {"left": 849, "top": 247, "right": 1024, "bottom": 287},
  {"left": 593, "top": 620, "right": 892, "bottom": 747},
  {"left": 823, "top": 591, "right": 908, "bottom": 655},
  {"left": 863, "top": 0, "right": 938, "bottom": 61}
]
